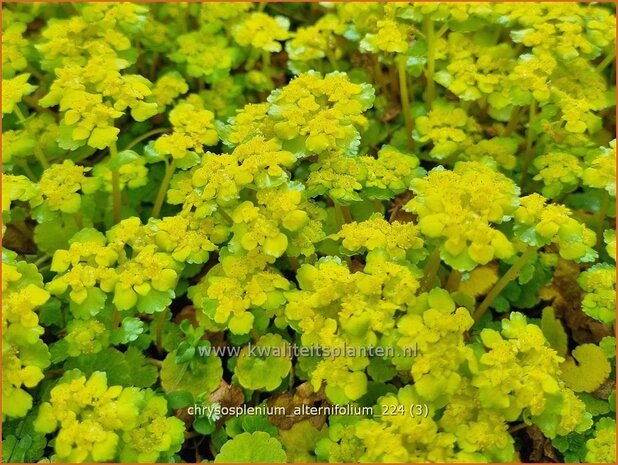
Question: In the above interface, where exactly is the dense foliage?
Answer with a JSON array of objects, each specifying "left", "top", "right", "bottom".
[{"left": 1, "top": 2, "right": 616, "bottom": 463}]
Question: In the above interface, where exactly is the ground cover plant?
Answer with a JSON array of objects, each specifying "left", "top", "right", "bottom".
[{"left": 1, "top": 1, "right": 616, "bottom": 463}]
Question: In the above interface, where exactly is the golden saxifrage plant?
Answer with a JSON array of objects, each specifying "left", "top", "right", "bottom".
[{"left": 1, "top": 2, "right": 616, "bottom": 463}]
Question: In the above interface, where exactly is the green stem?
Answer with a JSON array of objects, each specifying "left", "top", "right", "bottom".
[
  {"left": 597, "top": 51, "right": 615, "bottom": 72},
  {"left": 112, "top": 308, "right": 121, "bottom": 329},
  {"left": 288, "top": 362, "right": 295, "bottom": 392},
  {"left": 17, "top": 160, "right": 36, "bottom": 180},
  {"left": 33, "top": 254, "right": 51, "bottom": 267},
  {"left": 74, "top": 213, "right": 84, "bottom": 230},
  {"left": 14, "top": 105, "right": 27, "bottom": 123},
  {"left": 473, "top": 246, "right": 536, "bottom": 322},
  {"left": 148, "top": 358, "right": 163, "bottom": 368},
  {"left": 33, "top": 145, "right": 50, "bottom": 170},
  {"left": 424, "top": 16, "right": 436, "bottom": 109},
  {"left": 503, "top": 106, "right": 522, "bottom": 136},
  {"left": 445, "top": 269, "right": 462, "bottom": 292},
  {"left": 289, "top": 256, "right": 300, "bottom": 271},
  {"left": 420, "top": 247, "right": 441, "bottom": 292},
  {"left": 334, "top": 202, "right": 353, "bottom": 226},
  {"left": 218, "top": 208, "right": 234, "bottom": 226},
  {"left": 397, "top": 54, "right": 415, "bottom": 151},
  {"left": 124, "top": 127, "right": 169, "bottom": 151},
  {"left": 519, "top": 100, "right": 537, "bottom": 189},
  {"left": 150, "top": 52, "right": 160, "bottom": 81},
  {"left": 155, "top": 308, "right": 168, "bottom": 353},
  {"left": 262, "top": 50, "right": 271, "bottom": 76},
  {"left": 110, "top": 142, "right": 122, "bottom": 225},
  {"left": 17, "top": 106, "right": 50, "bottom": 172},
  {"left": 509, "top": 423, "right": 527, "bottom": 433},
  {"left": 374, "top": 199, "right": 383, "bottom": 213},
  {"left": 151, "top": 159, "right": 177, "bottom": 219},
  {"left": 373, "top": 58, "right": 385, "bottom": 90},
  {"left": 325, "top": 49, "right": 339, "bottom": 70},
  {"left": 595, "top": 191, "right": 610, "bottom": 253},
  {"left": 26, "top": 65, "right": 45, "bottom": 81},
  {"left": 436, "top": 23, "right": 449, "bottom": 39}
]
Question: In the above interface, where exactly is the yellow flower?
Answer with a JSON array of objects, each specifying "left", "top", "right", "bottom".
[
  {"left": 2, "top": 73, "right": 36, "bottom": 114},
  {"left": 233, "top": 12, "right": 291, "bottom": 52},
  {"left": 32, "top": 160, "right": 100, "bottom": 214}
]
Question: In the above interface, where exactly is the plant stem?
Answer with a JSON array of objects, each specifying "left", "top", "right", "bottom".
[
  {"left": 519, "top": 100, "right": 537, "bottom": 189},
  {"left": 151, "top": 159, "right": 177, "bottom": 219},
  {"left": 595, "top": 191, "right": 610, "bottom": 254},
  {"left": 423, "top": 16, "right": 436, "bottom": 109},
  {"left": 124, "top": 127, "right": 169, "bottom": 151},
  {"left": 26, "top": 65, "right": 45, "bottom": 81},
  {"left": 509, "top": 423, "right": 528, "bottom": 433},
  {"left": 155, "top": 308, "right": 168, "bottom": 353},
  {"left": 473, "top": 246, "right": 536, "bottom": 322},
  {"left": 33, "top": 145, "right": 49, "bottom": 170},
  {"left": 503, "top": 106, "right": 522, "bottom": 136},
  {"left": 218, "top": 208, "right": 234, "bottom": 226},
  {"left": 373, "top": 58, "right": 385, "bottom": 90},
  {"left": 17, "top": 160, "right": 36, "bottom": 180},
  {"left": 325, "top": 49, "right": 339, "bottom": 71},
  {"left": 374, "top": 199, "right": 383, "bottom": 213},
  {"left": 597, "top": 51, "right": 615, "bottom": 72},
  {"left": 148, "top": 358, "right": 163, "bottom": 368},
  {"left": 16, "top": 106, "right": 49, "bottom": 172},
  {"left": 445, "top": 269, "right": 462, "bottom": 292},
  {"left": 420, "top": 247, "right": 441, "bottom": 292},
  {"left": 13, "top": 106, "right": 27, "bottom": 123},
  {"left": 262, "top": 50, "right": 271, "bottom": 75},
  {"left": 397, "top": 54, "right": 415, "bottom": 151},
  {"left": 112, "top": 308, "right": 121, "bottom": 329},
  {"left": 334, "top": 202, "right": 353, "bottom": 226},
  {"left": 150, "top": 52, "right": 160, "bottom": 81},
  {"left": 110, "top": 141, "right": 122, "bottom": 224},
  {"left": 289, "top": 256, "right": 300, "bottom": 271},
  {"left": 33, "top": 254, "right": 51, "bottom": 267}
]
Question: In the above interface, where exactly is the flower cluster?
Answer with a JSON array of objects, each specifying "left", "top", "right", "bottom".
[
  {"left": 2, "top": 255, "right": 51, "bottom": 419},
  {"left": 33, "top": 371, "right": 184, "bottom": 462},
  {"left": 405, "top": 161, "right": 519, "bottom": 271},
  {"left": 514, "top": 193, "right": 597, "bottom": 262},
  {"left": 2, "top": 2, "right": 615, "bottom": 463},
  {"left": 577, "top": 264, "right": 616, "bottom": 324}
]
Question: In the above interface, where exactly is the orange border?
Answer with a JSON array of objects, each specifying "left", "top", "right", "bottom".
[{"left": 0, "top": 1, "right": 616, "bottom": 465}]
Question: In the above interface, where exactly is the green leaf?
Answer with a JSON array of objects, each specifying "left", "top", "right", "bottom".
[
  {"left": 34, "top": 214, "right": 80, "bottom": 254},
  {"left": 39, "top": 298, "right": 64, "bottom": 328},
  {"left": 175, "top": 341, "right": 196, "bottom": 363},
  {"left": 143, "top": 140, "right": 165, "bottom": 163},
  {"left": 136, "top": 289, "right": 173, "bottom": 314},
  {"left": 160, "top": 349, "right": 222, "bottom": 397},
  {"left": 241, "top": 414, "right": 278, "bottom": 436},
  {"left": 214, "top": 431, "right": 287, "bottom": 463},
  {"left": 108, "top": 150, "right": 140, "bottom": 170},
  {"left": 64, "top": 348, "right": 131, "bottom": 386},
  {"left": 194, "top": 414, "right": 217, "bottom": 435},
  {"left": 165, "top": 390, "right": 194, "bottom": 409},
  {"left": 69, "top": 287, "right": 107, "bottom": 319},
  {"left": 123, "top": 346, "right": 158, "bottom": 388},
  {"left": 88, "top": 126, "right": 119, "bottom": 150},
  {"left": 175, "top": 151, "right": 201, "bottom": 170},
  {"left": 130, "top": 102, "right": 158, "bottom": 122},
  {"left": 110, "top": 317, "right": 145, "bottom": 345},
  {"left": 541, "top": 307, "right": 568, "bottom": 357},
  {"left": 2, "top": 433, "right": 46, "bottom": 463}
]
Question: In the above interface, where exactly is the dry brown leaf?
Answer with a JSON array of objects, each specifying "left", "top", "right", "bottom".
[
  {"left": 541, "top": 259, "right": 612, "bottom": 344},
  {"left": 526, "top": 425, "right": 559, "bottom": 463},
  {"left": 267, "top": 382, "right": 327, "bottom": 430}
]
